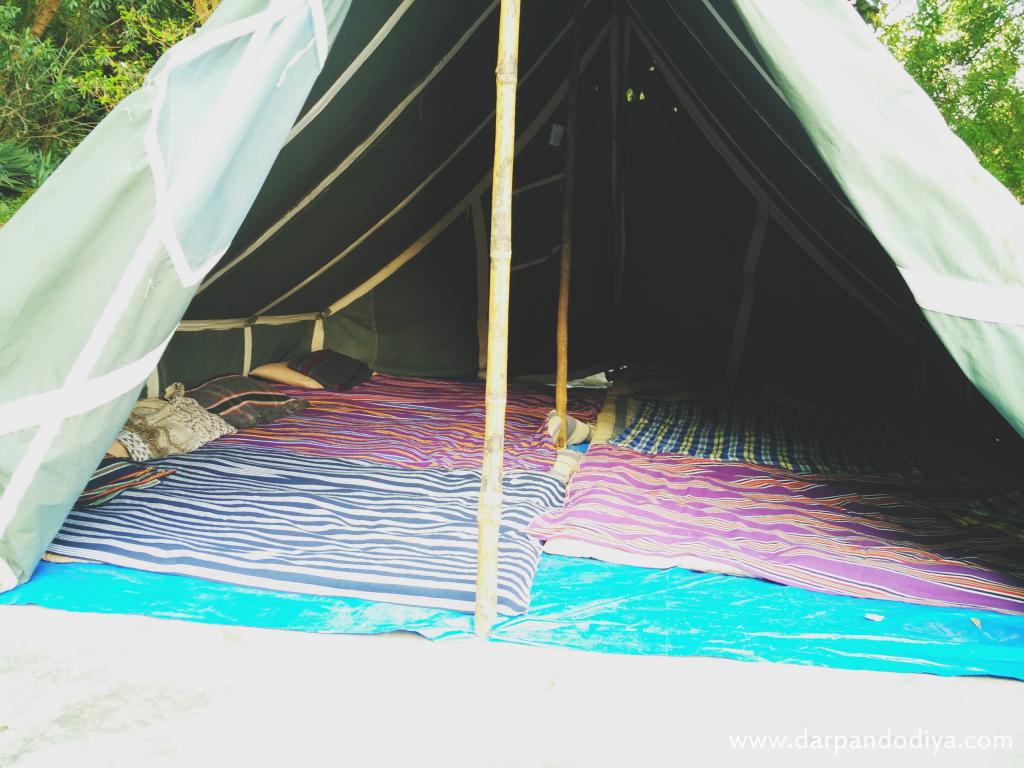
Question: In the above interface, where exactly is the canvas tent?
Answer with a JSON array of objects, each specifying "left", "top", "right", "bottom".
[{"left": 1, "top": 0, "right": 1023, "bottom": 603}]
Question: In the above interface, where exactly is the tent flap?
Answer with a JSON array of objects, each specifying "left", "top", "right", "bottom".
[{"left": 0, "top": 0, "right": 351, "bottom": 588}]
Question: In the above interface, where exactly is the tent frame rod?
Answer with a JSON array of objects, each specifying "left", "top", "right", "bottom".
[
  {"left": 474, "top": 0, "right": 522, "bottom": 638},
  {"left": 554, "top": 0, "right": 583, "bottom": 449},
  {"left": 726, "top": 201, "right": 768, "bottom": 384}
]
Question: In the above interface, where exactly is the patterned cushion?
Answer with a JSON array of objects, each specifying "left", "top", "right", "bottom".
[
  {"left": 287, "top": 350, "right": 371, "bottom": 391},
  {"left": 187, "top": 375, "right": 308, "bottom": 429},
  {"left": 116, "top": 383, "right": 236, "bottom": 461},
  {"left": 77, "top": 458, "right": 175, "bottom": 507}
]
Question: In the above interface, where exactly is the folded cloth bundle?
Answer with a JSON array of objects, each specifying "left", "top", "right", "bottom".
[
  {"left": 545, "top": 410, "right": 593, "bottom": 446},
  {"left": 76, "top": 458, "right": 175, "bottom": 507},
  {"left": 116, "top": 383, "right": 235, "bottom": 461}
]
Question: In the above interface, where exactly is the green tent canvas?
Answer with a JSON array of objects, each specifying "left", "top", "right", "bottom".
[{"left": 1, "top": 0, "right": 1022, "bottom": 589}]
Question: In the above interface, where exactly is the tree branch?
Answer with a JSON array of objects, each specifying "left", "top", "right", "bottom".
[{"left": 30, "top": 0, "right": 62, "bottom": 38}]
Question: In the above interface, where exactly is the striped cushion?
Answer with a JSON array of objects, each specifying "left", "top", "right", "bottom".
[
  {"left": 288, "top": 350, "right": 371, "bottom": 391},
  {"left": 77, "top": 459, "right": 175, "bottom": 507},
  {"left": 187, "top": 375, "right": 308, "bottom": 429}
]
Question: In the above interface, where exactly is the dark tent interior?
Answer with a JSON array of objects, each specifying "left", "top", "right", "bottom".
[{"left": 163, "top": 0, "right": 1021, "bottom": 460}]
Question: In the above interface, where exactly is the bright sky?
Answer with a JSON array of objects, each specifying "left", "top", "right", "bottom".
[{"left": 884, "top": 0, "right": 920, "bottom": 23}]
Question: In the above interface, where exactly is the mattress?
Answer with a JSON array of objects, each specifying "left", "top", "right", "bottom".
[
  {"left": 611, "top": 397, "right": 931, "bottom": 479},
  {"left": 529, "top": 445, "right": 1024, "bottom": 615},
  {"left": 49, "top": 443, "right": 564, "bottom": 615},
  {"left": 218, "top": 373, "right": 604, "bottom": 472}
]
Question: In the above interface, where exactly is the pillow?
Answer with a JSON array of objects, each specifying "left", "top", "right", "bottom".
[
  {"left": 116, "top": 383, "right": 236, "bottom": 461},
  {"left": 287, "top": 350, "right": 371, "bottom": 391},
  {"left": 186, "top": 374, "right": 309, "bottom": 429},
  {"left": 77, "top": 458, "right": 175, "bottom": 507},
  {"left": 250, "top": 362, "right": 323, "bottom": 389}
]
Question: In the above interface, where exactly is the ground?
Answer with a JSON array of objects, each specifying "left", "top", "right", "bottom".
[{"left": 1, "top": 606, "right": 1022, "bottom": 767}]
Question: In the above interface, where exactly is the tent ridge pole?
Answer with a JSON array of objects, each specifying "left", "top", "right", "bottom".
[
  {"left": 475, "top": 0, "right": 521, "bottom": 638},
  {"left": 555, "top": 0, "right": 584, "bottom": 450}
]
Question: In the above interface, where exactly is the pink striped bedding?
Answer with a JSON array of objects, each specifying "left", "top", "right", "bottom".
[
  {"left": 218, "top": 374, "right": 604, "bottom": 472},
  {"left": 528, "top": 445, "right": 1024, "bottom": 614}
]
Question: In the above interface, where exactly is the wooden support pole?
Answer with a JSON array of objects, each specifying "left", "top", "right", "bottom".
[
  {"left": 474, "top": 0, "right": 522, "bottom": 638},
  {"left": 554, "top": 0, "right": 583, "bottom": 450}
]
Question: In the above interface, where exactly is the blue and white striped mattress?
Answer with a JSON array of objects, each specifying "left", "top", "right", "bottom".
[{"left": 48, "top": 444, "right": 564, "bottom": 615}]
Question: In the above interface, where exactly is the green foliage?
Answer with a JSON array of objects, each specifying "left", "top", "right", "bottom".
[
  {"left": 73, "top": 2, "right": 202, "bottom": 109},
  {"left": 0, "top": 140, "right": 38, "bottom": 193},
  {"left": 0, "top": 0, "right": 199, "bottom": 223},
  {"left": 0, "top": 188, "right": 34, "bottom": 224},
  {"left": 852, "top": 0, "right": 888, "bottom": 28},
  {"left": 867, "top": 0, "right": 1024, "bottom": 201}
]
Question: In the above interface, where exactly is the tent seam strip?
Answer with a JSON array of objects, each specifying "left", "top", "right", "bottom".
[
  {"left": 197, "top": 0, "right": 501, "bottom": 295},
  {"left": 286, "top": 0, "right": 416, "bottom": 143}
]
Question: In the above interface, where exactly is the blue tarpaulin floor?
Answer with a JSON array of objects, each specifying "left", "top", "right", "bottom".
[{"left": 3, "top": 555, "right": 1023, "bottom": 680}]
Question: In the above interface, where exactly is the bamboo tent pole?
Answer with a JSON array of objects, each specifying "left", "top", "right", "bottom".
[
  {"left": 474, "top": 0, "right": 522, "bottom": 637},
  {"left": 554, "top": 0, "right": 583, "bottom": 450}
]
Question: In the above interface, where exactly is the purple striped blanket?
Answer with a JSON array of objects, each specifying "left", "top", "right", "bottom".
[
  {"left": 218, "top": 374, "right": 604, "bottom": 472},
  {"left": 527, "top": 445, "right": 1024, "bottom": 614}
]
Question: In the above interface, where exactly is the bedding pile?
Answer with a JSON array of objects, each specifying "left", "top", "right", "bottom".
[
  {"left": 50, "top": 443, "right": 565, "bottom": 614},
  {"left": 529, "top": 445, "right": 1024, "bottom": 614},
  {"left": 115, "top": 383, "right": 236, "bottom": 461},
  {"left": 50, "top": 371, "right": 597, "bottom": 615}
]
